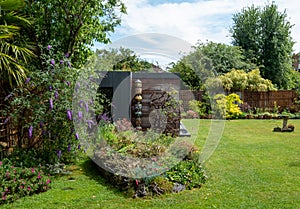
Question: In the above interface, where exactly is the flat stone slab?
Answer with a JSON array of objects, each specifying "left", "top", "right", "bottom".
[{"left": 179, "top": 122, "right": 191, "bottom": 137}]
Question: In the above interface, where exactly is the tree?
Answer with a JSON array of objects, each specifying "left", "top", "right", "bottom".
[
  {"left": 23, "top": 0, "right": 126, "bottom": 68},
  {"left": 230, "top": 2, "right": 296, "bottom": 89},
  {"left": 86, "top": 47, "right": 155, "bottom": 72},
  {"left": 206, "top": 69, "right": 276, "bottom": 92},
  {"left": 169, "top": 41, "right": 257, "bottom": 90},
  {"left": 0, "top": 0, "right": 35, "bottom": 91},
  {"left": 195, "top": 41, "right": 257, "bottom": 74}
]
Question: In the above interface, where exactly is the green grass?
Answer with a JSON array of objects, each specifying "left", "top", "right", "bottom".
[{"left": 3, "top": 119, "right": 300, "bottom": 209}]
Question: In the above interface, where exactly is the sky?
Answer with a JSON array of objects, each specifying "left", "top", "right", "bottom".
[{"left": 94, "top": 0, "right": 300, "bottom": 66}]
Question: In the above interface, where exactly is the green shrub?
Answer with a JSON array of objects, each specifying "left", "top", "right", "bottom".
[
  {"left": 3, "top": 45, "right": 81, "bottom": 164},
  {"left": 0, "top": 159, "right": 52, "bottom": 205},
  {"left": 213, "top": 93, "right": 243, "bottom": 119},
  {"left": 166, "top": 157, "right": 207, "bottom": 189}
]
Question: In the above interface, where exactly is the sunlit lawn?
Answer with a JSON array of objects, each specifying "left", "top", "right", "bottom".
[{"left": 3, "top": 119, "right": 300, "bottom": 209}]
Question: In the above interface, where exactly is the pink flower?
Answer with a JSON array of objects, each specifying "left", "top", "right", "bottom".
[
  {"left": 31, "top": 168, "right": 35, "bottom": 173},
  {"left": 0, "top": 161, "right": 2, "bottom": 166},
  {"left": 20, "top": 185, "right": 24, "bottom": 189},
  {"left": 46, "top": 179, "right": 51, "bottom": 184},
  {"left": 27, "top": 186, "right": 31, "bottom": 191}
]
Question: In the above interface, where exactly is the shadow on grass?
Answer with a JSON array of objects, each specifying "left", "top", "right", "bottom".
[{"left": 77, "top": 158, "right": 134, "bottom": 198}]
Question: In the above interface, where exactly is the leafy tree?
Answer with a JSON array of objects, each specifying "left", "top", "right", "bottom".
[
  {"left": 195, "top": 41, "right": 257, "bottom": 74},
  {"left": 93, "top": 47, "right": 154, "bottom": 72},
  {"left": 230, "top": 3, "right": 296, "bottom": 89},
  {"left": 0, "top": 0, "right": 34, "bottom": 91},
  {"left": 23, "top": 0, "right": 126, "bottom": 68},
  {"left": 206, "top": 69, "right": 276, "bottom": 92},
  {"left": 168, "top": 47, "right": 214, "bottom": 90}
]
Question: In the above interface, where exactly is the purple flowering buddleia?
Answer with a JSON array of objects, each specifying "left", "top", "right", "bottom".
[
  {"left": 4, "top": 93, "right": 12, "bottom": 100},
  {"left": 50, "top": 59, "right": 55, "bottom": 66},
  {"left": 78, "top": 111, "right": 83, "bottom": 121},
  {"left": 57, "top": 150, "right": 62, "bottom": 159},
  {"left": 87, "top": 120, "right": 95, "bottom": 129},
  {"left": 47, "top": 45, "right": 52, "bottom": 50},
  {"left": 79, "top": 100, "right": 84, "bottom": 108},
  {"left": 85, "top": 102, "right": 89, "bottom": 113},
  {"left": 25, "top": 77, "right": 31, "bottom": 84},
  {"left": 54, "top": 91, "right": 59, "bottom": 99},
  {"left": 67, "top": 110, "right": 72, "bottom": 120},
  {"left": 75, "top": 133, "right": 79, "bottom": 140},
  {"left": 49, "top": 98, "right": 53, "bottom": 109},
  {"left": 3, "top": 116, "right": 10, "bottom": 124},
  {"left": 28, "top": 126, "right": 33, "bottom": 138},
  {"left": 60, "top": 60, "right": 64, "bottom": 65}
]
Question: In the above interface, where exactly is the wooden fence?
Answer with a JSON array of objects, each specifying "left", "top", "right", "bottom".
[
  {"left": 0, "top": 97, "right": 18, "bottom": 158},
  {"left": 179, "top": 90, "right": 299, "bottom": 111}
]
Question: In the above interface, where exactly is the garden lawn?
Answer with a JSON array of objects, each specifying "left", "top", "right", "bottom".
[{"left": 3, "top": 119, "right": 300, "bottom": 209}]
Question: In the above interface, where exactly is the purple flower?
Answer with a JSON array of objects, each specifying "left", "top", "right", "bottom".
[
  {"left": 47, "top": 45, "right": 52, "bottom": 50},
  {"left": 59, "top": 60, "right": 64, "bottom": 65},
  {"left": 75, "top": 133, "right": 79, "bottom": 140},
  {"left": 67, "top": 81, "right": 70, "bottom": 87},
  {"left": 99, "top": 113, "right": 110, "bottom": 122},
  {"left": 28, "top": 126, "right": 33, "bottom": 138},
  {"left": 79, "top": 100, "right": 84, "bottom": 108},
  {"left": 65, "top": 52, "right": 70, "bottom": 58},
  {"left": 85, "top": 102, "right": 89, "bottom": 113},
  {"left": 25, "top": 77, "right": 31, "bottom": 84},
  {"left": 67, "top": 110, "right": 72, "bottom": 120},
  {"left": 67, "top": 61, "right": 71, "bottom": 67},
  {"left": 4, "top": 93, "right": 12, "bottom": 100},
  {"left": 50, "top": 59, "right": 55, "bottom": 66},
  {"left": 78, "top": 111, "right": 83, "bottom": 120},
  {"left": 49, "top": 86, "right": 52, "bottom": 91},
  {"left": 54, "top": 91, "right": 59, "bottom": 99},
  {"left": 78, "top": 144, "right": 81, "bottom": 150},
  {"left": 87, "top": 120, "right": 94, "bottom": 129},
  {"left": 68, "top": 144, "right": 71, "bottom": 152},
  {"left": 3, "top": 116, "right": 10, "bottom": 124},
  {"left": 57, "top": 150, "right": 62, "bottom": 159},
  {"left": 49, "top": 98, "right": 53, "bottom": 109},
  {"left": 39, "top": 121, "right": 43, "bottom": 128}
]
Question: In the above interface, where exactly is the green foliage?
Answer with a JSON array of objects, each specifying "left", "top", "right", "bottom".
[
  {"left": 0, "top": 0, "right": 35, "bottom": 90},
  {"left": 207, "top": 69, "right": 276, "bottom": 92},
  {"left": 0, "top": 159, "right": 52, "bottom": 205},
  {"left": 166, "top": 157, "right": 207, "bottom": 189},
  {"left": 169, "top": 48, "right": 214, "bottom": 90},
  {"left": 3, "top": 45, "right": 81, "bottom": 164},
  {"left": 92, "top": 47, "right": 154, "bottom": 72},
  {"left": 22, "top": 0, "right": 126, "bottom": 68},
  {"left": 231, "top": 3, "right": 295, "bottom": 89},
  {"left": 188, "top": 100, "right": 206, "bottom": 117},
  {"left": 213, "top": 93, "right": 243, "bottom": 119},
  {"left": 195, "top": 41, "right": 257, "bottom": 74}
]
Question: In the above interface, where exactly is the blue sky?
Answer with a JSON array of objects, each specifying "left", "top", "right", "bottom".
[{"left": 95, "top": 0, "right": 300, "bottom": 66}]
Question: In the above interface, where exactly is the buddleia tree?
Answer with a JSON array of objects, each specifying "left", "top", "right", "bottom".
[
  {"left": 0, "top": 0, "right": 34, "bottom": 91},
  {"left": 231, "top": 2, "right": 297, "bottom": 89},
  {"left": 23, "top": 0, "right": 126, "bottom": 68}
]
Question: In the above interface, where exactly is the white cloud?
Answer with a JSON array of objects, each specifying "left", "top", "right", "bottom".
[{"left": 108, "top": 0, "right": 300, "bottom": 53}]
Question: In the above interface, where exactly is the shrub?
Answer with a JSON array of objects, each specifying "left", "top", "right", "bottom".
[
  {"left": 186, "top": 110, "right": 199, "bottom": 119},
  {"left": 3, "top": 45, "right": 81, "bottom": 164},
  {"left": 188, "top": 100, "right": 206, "bottom": 117},
  {"left": 0, "top": 159, "right": 52, "bottom": 205},
  {"left": 213, "top": 93, "right": 243, "bottom": 119}
]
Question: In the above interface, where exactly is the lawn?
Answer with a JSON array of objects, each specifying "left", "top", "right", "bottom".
[{"left": 3, "top": 119, "right": 300, "bottom": 209}]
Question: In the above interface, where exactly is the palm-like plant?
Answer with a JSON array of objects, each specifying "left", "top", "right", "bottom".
[{"left": 0, "top": 0, "right": 34, "bottom": 90}]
